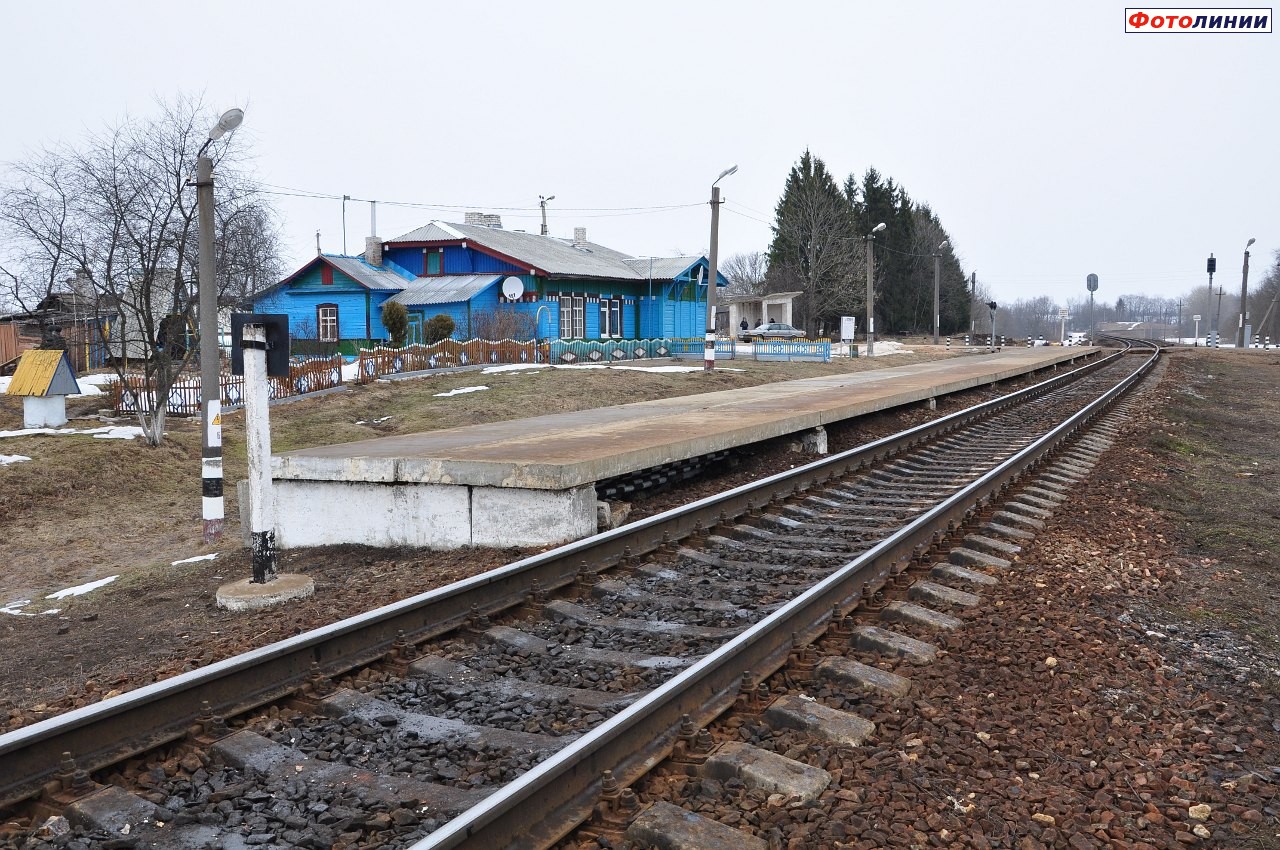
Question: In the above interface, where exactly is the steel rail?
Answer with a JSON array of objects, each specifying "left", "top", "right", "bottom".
[
  {"left": 412, "top": 340, "right": 1159, "bottom": 849},
  {"left": 0, "top": 347, "right": 1120, "bottom": 811}
]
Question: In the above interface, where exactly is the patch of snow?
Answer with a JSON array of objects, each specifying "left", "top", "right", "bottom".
[
  {"left": 171, "top": 553, "right": 219, "bottom": 566},
  {"left": 0, "top": 599, "right": 61, "bottom": 617},
  {"left": 481, "top": 364, "right": 547, "bottom": 375},
  {"left": 46, "top": 575, "right": 118, "bottom": 600},
  {"left": 341, "top": 360, "right": 362, "bottom": 381},
  {"left": 1, "top": 454, "right": 32, "bottom": 465},
  {"left": 434, "top": 386, "right": 490, "bottom": 397},
  {"left": 0, "top": 425, "right": 145, "bottom": 441}
]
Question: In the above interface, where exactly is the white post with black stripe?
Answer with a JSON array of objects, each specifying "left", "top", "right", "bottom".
[{"left": 242, "top": 323, "right": 277, "bottom": 584}]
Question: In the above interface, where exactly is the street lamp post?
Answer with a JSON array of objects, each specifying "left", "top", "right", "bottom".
[
  {"left": 986, "top": 301, "right": 998, "bottom": 352},
  {"left": 197, "top": 107, "right": 244, "bottom": 544},
  {"left": 865, "top": 222, "right": 886, "bottom": 356},
  {"left": 1237, "top": 237, "right": 1256, "bottom": 348},
  {"left": 933, "top": 239, "right": 948, "bottom": 345},
  {"left": 539, "top": 195, "right": 555, "bottom": 236},
  {"left": 705, "top": 164, "right": 737, "bottom": 372}
]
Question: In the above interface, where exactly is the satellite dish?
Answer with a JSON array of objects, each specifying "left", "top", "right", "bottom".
[{"left": 501, "top": 276, "right": 525, "bottom": 300}]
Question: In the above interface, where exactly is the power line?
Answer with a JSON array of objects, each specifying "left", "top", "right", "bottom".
[{"left": 252, "top": 181, "right": 702, "bottom": 216}]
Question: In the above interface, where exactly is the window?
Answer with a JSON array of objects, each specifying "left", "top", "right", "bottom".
[
  {"left": 599, "top": 297, "right": 623, "bottom": 337},
  {"left": 558, "top": 294, "right": 585, "bottom": 338},
  {"left": 424, "top": 250, "right": 442, "bottom": 276},
  {"left": 317, "top": 304, "right": 339, "bottom": 342}
]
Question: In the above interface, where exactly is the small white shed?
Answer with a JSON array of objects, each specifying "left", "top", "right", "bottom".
[{"left": 5, "top": 349, "right": 82, "bottom": 428}]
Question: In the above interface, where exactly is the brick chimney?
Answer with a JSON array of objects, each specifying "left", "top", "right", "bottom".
[
  {"left": 464, "top": 212, "right": 503, "bottom": 228},
  {"left": 365, "top": 237, "right": 383, "bottom": 266},
  {"left": 573, "top": 227, "right": 588, "bottom": 247}
]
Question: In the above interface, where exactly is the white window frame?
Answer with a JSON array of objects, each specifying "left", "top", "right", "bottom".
[{"left": 317, "top": 304, "right": 339, "bottom": 342}]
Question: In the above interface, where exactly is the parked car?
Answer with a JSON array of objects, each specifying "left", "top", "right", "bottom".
[{"left": 740, "top": 322, "right": 807, "bottom": 342}]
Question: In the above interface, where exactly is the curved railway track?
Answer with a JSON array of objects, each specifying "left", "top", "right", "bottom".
[{"left": 0, "top": 340, "right": 1158, "bottom": 850}]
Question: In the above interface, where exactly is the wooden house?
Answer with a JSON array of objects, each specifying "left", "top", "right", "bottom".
[
  {"left": 5, "top": 349, "right": 82, "bottom": 428},
  {"left": 252, "top": 214, "right": 728, "bottom": 351}
]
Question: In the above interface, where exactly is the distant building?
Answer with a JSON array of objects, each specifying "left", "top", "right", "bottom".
[{"left": 252, "top": 215, "right": 728, "bottom": 352}]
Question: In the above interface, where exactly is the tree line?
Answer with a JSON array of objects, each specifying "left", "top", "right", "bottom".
[{"left": 723, "top": 150, "right": 972, "bottom": 338}]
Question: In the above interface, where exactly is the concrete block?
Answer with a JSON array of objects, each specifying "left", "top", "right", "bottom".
[
  {"left": 626, "top": 801, "right": 768, "bottom": 850},
  {"left": 1022, "top": 486, "right": 1066, "bottom": 503},
  {"left": 472, "top": 484, "right": 596, "bottom": 547},
  {"left": 963, "top": 534, "right": 1021, "bottom": 558},
  {"left": 949, "top": 547, "right": 1012, "bottom": 570},
  {"left": 992, "top": 510, "right": 1045, "bottom": 530},
  {"left": 596, "top": 499, "right": 632, "bottom": 530},
  {"left": 815, "top": 655, "right": 912, "bottom": 698},
  {"left": 907, "top": 581, "right": 980, "bottom": 610},
  {"left": 273, "top": 479, "right": 472, "bottom": 549},
  {"left": 702, "top": 741, "right": 830, "bottom": 802},
  {"left": 884, "top": 599, "right": 964, "bottom": 629},
  {"left": 1002, "top": 501, "right": 1053, "bottom": 520},
  {"left": 930, "top": 562, "right": 999, "bottom": 586},
  {"left": 981, "top": 520, "right": 1036, "bottom": 540},
  {"left": 1013, "top": 491, "right": 1064, "bottom": 512},
  {"left": 852, "top": 625, "right": 938, "bottom": 664},
  {"left": 66, "top": 785, "right": 158, "bottom": 835},
  {"left": 765, "top": 694, "right": 875, "bottom": 746}
]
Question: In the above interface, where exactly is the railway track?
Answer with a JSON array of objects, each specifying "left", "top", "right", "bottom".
[{"left": 0, "top": 341, "right": 1158, "bottom": 850}]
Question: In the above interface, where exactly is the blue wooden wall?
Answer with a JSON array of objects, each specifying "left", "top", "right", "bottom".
[
  {"left": 383, "top": 245, "right": 522, "bottom": 277},
  {"left": 254, "top": 263, "right": 393, "bottom": 342}
]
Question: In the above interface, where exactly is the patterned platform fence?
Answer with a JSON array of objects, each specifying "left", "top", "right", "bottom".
[
  {"left": 748, "top": 340, "right": 832, "bottom": 363},
  {"left": 355, "top": 339, "right": 542, "bottom": 383},
  {"left": 549, "top": 338, "right": 736, "bottom": 364},
  {"left": 111, "top": 356, "right": 344, "bottom": 415}
]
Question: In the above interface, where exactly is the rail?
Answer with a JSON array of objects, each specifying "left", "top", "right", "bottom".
[{"left": 0, "top": 343, "right": 1143, "bottom": 813}]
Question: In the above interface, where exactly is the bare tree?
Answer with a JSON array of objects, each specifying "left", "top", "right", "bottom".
[
  {"left": 0, "top": 95, "right": 280, "bottom": 445},
  {"left": 720, "top": 251, "right": 768, "bottom": 296}
]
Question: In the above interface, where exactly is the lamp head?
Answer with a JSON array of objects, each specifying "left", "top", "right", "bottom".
[
  {"left": 937, "top": 239, "right": 949, "bottom": 251},
  {"left": 871, "top": 222, "right": 886, "bottom": 234},
  {"left": 207, "top": 108, "right": 244, "bottom": 142},
  {"left": 714, "top": 164, "right": 739, "bottom": 185},
  {"left": 542, "top": 195, "right": 555, "bottom": 202},
  {"left": 1246, "top": 237, "right": 1256, "bottom": 249}
]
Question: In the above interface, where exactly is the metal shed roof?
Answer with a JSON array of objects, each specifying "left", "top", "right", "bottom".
[
  {"left": 327, "top": 256, "right": 411, "bottom": 290},
  {"left": 389, "top": 221, "right": 646, "bottom": 281},
  {"left": 621, "top": 256, "right": 706, "bottom": 281},
  {"left": 388, "top": 275, "right": 502, "bottom": 307}
]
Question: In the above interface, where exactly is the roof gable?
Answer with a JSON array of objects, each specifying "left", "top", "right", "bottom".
[{"left": 6, "top": 350, "right": 81, "bottom": 397}]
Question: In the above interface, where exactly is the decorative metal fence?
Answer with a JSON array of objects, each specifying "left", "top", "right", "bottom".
[
  {"left": 548, "top": 338, "right": 736, "bottom": 364},
  {"left": 747, "top": 340, "right": 832, "bottom": 363},
  {"left": 354, "top": 339, "right": 543, "bottom": 384},
  {"left": 111, "top": 356, "right": 344, "bottom": 415}
]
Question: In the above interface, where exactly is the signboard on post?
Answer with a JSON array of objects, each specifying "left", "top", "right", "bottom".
[{"left": 840, "top": 316, "right": 857, "bottom": 342}]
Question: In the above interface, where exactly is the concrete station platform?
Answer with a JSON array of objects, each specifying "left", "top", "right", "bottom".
[{"left": 271, "top": 347, "right": 1096, "bottom": 550}]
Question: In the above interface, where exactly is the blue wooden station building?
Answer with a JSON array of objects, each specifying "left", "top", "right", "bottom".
[{"left": 253, "top": 215, "right": 727, "bottom": 352}]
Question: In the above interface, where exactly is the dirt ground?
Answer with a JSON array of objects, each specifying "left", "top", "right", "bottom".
[{"left": 2, "top": 344, "right": 1279, "bottom": 843}]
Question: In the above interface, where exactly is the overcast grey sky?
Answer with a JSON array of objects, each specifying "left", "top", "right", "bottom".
[{"left": 4, "top": 0, "right": 1275, "bottom": 306}]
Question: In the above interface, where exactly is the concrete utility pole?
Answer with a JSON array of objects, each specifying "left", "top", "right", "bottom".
[
  {"left": 1237, "top": 237, "right": 1256, "bottom": 348},
  {"left": 242, "top": 323, "right": 278, "bottom": 584},
  {"left": 933, "top": 240, "right": 948, "bottom": 345},
  {"left": 969, "top": 271, "right": 976, "bottom": 339},
  {"left": 539, "top": 195, "right": 554, "bottom": 236},
  {"left": 196, "top": 107, "right": 244, "bottom": 544},
  {"left": 705, "top": 165, "right": 737, "bottom": 371},
  {"left": 1206, "top": 254, "right": 1217, "bottom": 346},
  {"left": 865, "top": 222, "right": 886, "bottom": 356}
]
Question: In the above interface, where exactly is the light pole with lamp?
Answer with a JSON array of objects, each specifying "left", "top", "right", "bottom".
[
  {"left": 864, "top": 222, "right": 886, "bottom": 356},
  {"left": 197, "top": 107, "right": 244, "bottom": 544},
  {"left": 705, "top": 164, "right": 737, "bottom": 371},
  {"left": 1236, "top": 237, "right": 1256, "bottom": 348},
  {"left": 933, "top": 239, "right": 948, "bottom": 345},
  {"left": 539, "top": 195, "right": 555, "bottom": 236}
]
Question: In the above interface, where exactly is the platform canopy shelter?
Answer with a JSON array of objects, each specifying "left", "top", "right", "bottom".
[{"left": 5, "top": 349, "right": 81, "bottom": 428}]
